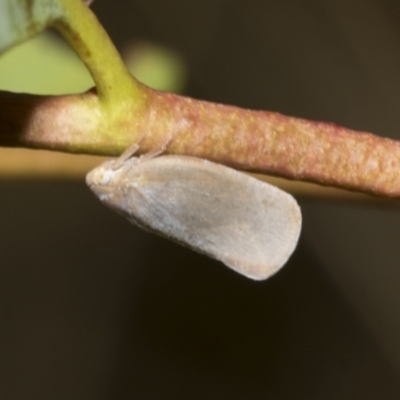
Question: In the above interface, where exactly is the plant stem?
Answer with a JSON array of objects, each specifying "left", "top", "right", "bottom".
[
  {"left": 53, "top": 0, "right": 145, "bottom": 108},
  {"left": 1, "top": 88, "right": 400, "bottom": 199},
  {"left": 2, "top": 0, "right": 399, "bottom": 200}
]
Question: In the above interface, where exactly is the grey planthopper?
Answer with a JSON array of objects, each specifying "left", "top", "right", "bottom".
[{"left": 86, "top": 150, "right": 302, "bottom": 280}]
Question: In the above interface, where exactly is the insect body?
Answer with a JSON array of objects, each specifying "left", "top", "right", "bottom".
[{"left": 86, "top": 155, "right": 302, "bottom": 280}]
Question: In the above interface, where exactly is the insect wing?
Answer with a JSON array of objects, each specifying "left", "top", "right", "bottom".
[{"left": 87, "top": 156, "right": 302, "bottom": 280}]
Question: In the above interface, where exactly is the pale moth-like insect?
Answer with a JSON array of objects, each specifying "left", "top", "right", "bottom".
[{"left": 86, "top": 146, "right": 302, "bottom": 280}]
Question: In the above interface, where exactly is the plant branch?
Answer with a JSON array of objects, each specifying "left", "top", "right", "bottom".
[
  {"left": 1, "top": 88, "right": 400, "bottom": 199},
  {"left": 53, "top": 0, "right": 145, "bottom": 107},
  {"left": 2, "top": 0, "right": 400, "bottom": 200}
]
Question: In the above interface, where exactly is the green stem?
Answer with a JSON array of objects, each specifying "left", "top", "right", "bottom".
[{"left": 53, "top": 0, "right": 145, "bottom": 108}]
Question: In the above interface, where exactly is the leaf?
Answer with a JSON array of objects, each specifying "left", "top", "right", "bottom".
[{"left": 0, "top": 0, "right": 63, "bottom": 54}]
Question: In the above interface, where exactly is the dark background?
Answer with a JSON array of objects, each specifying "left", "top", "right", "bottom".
[{"left": 2, "top": 0, "right": 400, "bottom": 398}]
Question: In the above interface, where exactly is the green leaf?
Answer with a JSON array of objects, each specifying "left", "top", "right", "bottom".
[{"left": 0, "top": 0, "right": 63, "bottom": 54}]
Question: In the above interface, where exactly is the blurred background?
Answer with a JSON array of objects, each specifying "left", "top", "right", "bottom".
[{"left": 1, "top": 0, "right": 400, "bottom": 398}]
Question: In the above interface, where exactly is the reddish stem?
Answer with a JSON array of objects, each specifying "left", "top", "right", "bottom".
[{"left": 1, "top": 88, "right": 400, "bottom": 199}]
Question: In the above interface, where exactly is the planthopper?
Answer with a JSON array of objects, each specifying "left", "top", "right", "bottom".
[{"left": 86, "top": 152, "right": 302, "bottom": 280}]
